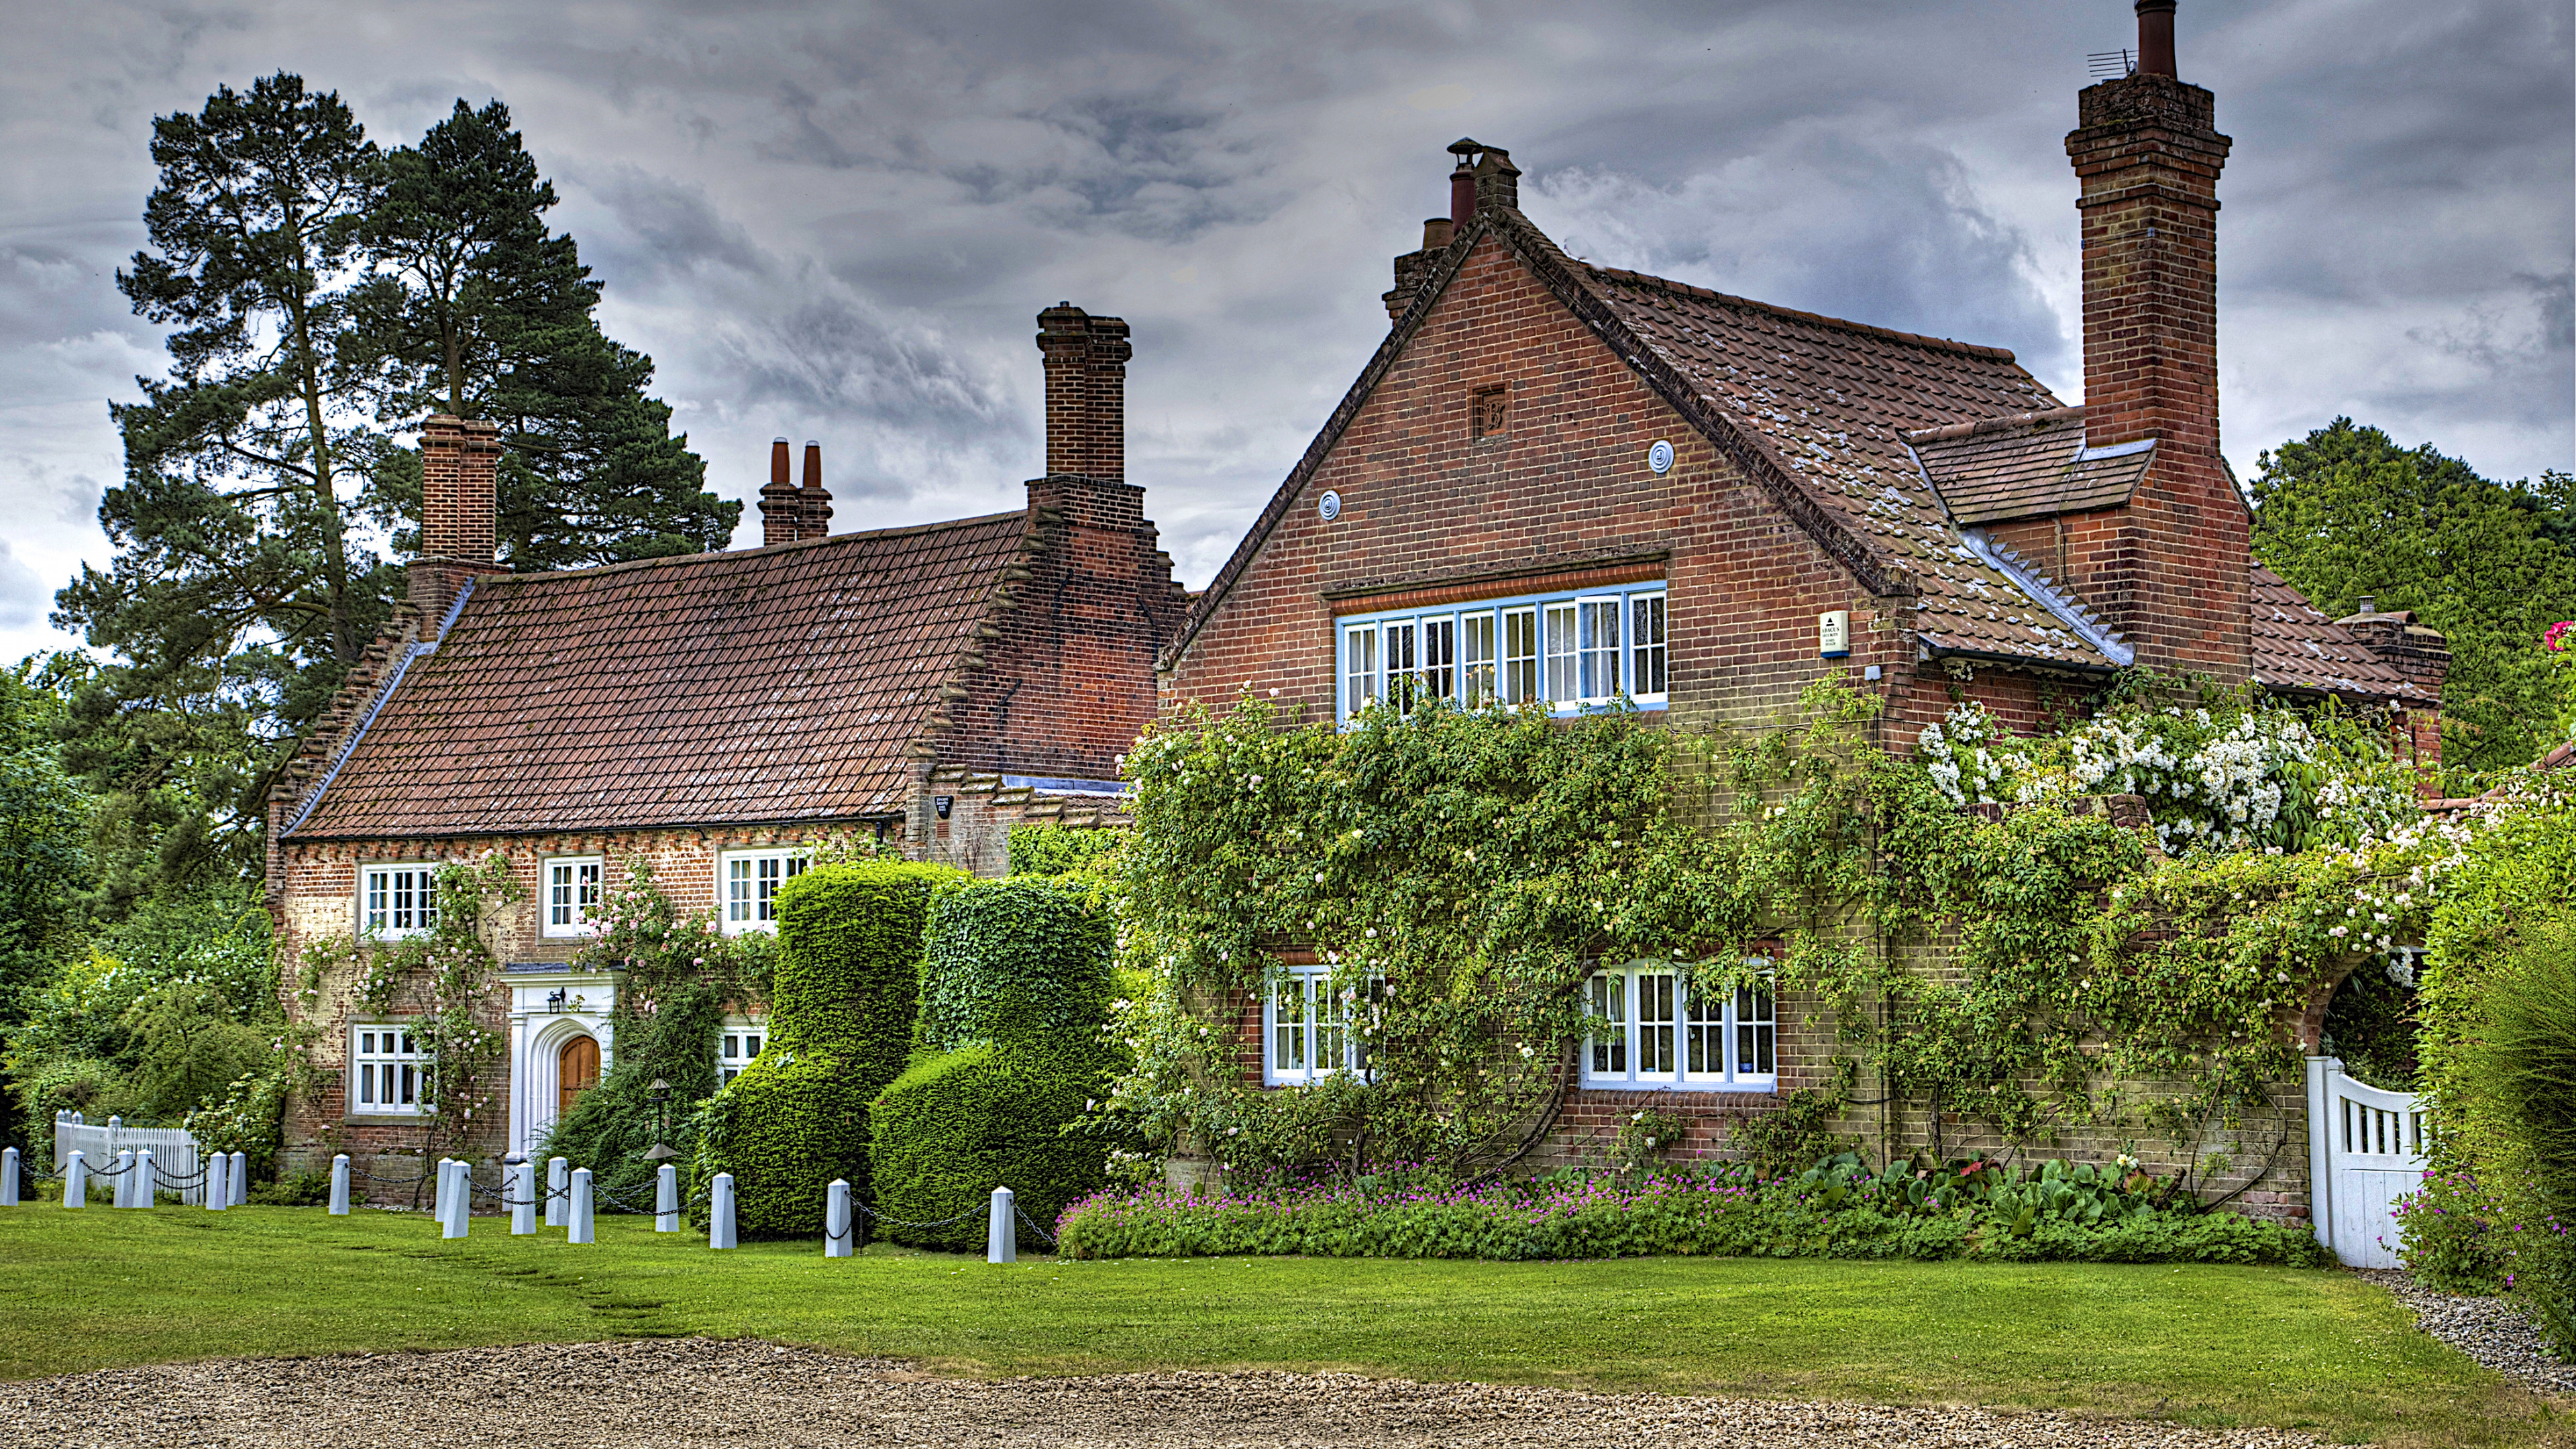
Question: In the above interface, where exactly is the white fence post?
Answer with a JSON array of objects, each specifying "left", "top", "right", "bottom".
[
  {"left": 229, "top": 1152, "right": 247, "bottom": 1207},
  {"left": 64, "top": 1150, "right": 85, "bottom": 1210},
  {"left": 710, "top": 1173, "right": 737, "bottom": 1250},
  {"left": 1, "top": 1146, "right": 18, "bottom": 1206},
  {"left": 206, "top": 1151, "right": 228, "bottom": 1212},
  {"left": 987, "top": 1186, "right": 1016, "bottom": 1264},
  {"left": 133, "top": 1149, "right": 154, "bottom": 1208},
  {"left": 546, "top": 1157, "right": 568, "bottom": 1228},
  {"left": 441, "top": 1161, "right": 469, "bottom": 1240},
  {"left": 114, "top": 1150, "right": 134, "bottom": 1208},
  {"left": 568, "top": 1167, "right": 594, "bottom": 1244},
  {"left": 655, "top": 1165, "right": 679, "bottom": 1233},
  {"left": 825, "top": 1179, "right": 851, "bottom": 1258},
  {"left": 509, "top": 1157, "right": 536, "bottom": 1236},
  {"left": 329, "top": 1155, "right": 351, "bottom": 1215}
]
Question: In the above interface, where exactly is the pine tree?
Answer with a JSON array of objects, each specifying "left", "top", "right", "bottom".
[{"left": 356, "top": 99, "right": 737, "bottom": 569}]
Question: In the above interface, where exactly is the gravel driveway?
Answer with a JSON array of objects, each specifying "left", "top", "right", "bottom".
[{"left": 0, "top": 1337, "right": 2317, "bottom": 1448}]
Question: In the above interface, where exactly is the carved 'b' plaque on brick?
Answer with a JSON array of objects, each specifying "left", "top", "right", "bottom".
[{"left": 1471, "top": 386, "right": 1508, "bottom": 438}]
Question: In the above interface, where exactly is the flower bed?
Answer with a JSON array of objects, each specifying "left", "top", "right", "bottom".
[{"left": 1057, "top": 1157, "right": 2330, "bottom": 1267}]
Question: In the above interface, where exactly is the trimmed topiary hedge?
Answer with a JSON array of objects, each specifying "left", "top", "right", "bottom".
[
  {"left": 871, "top": 875, "right": 1118, "bottom": 1250},
  {"left": 693, "top": 859, "right": 961, "bottom": 1236},
  {"left": 1006, "top": 823, "right": 1122, "bottom": 878}
]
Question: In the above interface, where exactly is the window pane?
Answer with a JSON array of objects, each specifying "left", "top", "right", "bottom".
[
  {"left": 747, "top": 1034, "right": 762, "bottom": 1056},
  {"left": 1462, "top": 612, "right": 1497, "bottom": 706},
  {"left": 365, "top": 872, "right": 387, "bottom": 934},
  {"left": 1345, "top": 627, "right": 1379, "bottom": 717},
  {"left": 1316, "top": 977, "right": 1346, "bottom": 1072},
  {"left": 1503, "top": 608, "right": 1540, "bottom": 705},
  {"left": 1276, "top": 980, "right": 1305, "bottom": 1073},
  {"left": 548, "top": 864, "right": 572, "bottom": 926},
  {"left": 1639, "top": 973, "right": 1676, "bottom": 1075},
  {"left": 1578, "top": 600, "right": 1621, "bottom": 700},
  {"left": 359, "top": 1061, "right": 375, "bottom": 1104},
  {"left": 1544, "top": 604, "right": 1578, "bottom": 704},
  {"left": 1686, "top": 977, "right": 1725, "bottom": 1077},
  {"left": 1631, "top": 594, "right": 1668, "bottom": 698},
  {"left": 1421, "top": 616, "right": 1456, "bottom": 705},
  {"left": 1383, "top": 621, "right": 1418, "bottom": 714},
  {"left": 1587, "top": 973, "right": 1627, "bottom": 1075},
  {"left": 578, "top": 861, "right": 601, "bottom": 912},
  {"left": 1735, "top": 978, "right": 1777, "bottom": 1075},
  {"left": 722, "top": 1035, "right": 740, "bottom": 1060}
]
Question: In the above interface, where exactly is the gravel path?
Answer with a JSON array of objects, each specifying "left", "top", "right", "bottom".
[
  {"left": 2351, "top": 1267, "right": 2576, "bottom": 1396},
  {"left": 0, "top": 1338, "right": 2314, "bottom": 1448}
]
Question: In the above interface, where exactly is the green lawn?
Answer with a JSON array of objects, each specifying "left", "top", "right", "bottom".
[{"left": 0, "top": 1205, "right": 2559, "bottom": 1447}]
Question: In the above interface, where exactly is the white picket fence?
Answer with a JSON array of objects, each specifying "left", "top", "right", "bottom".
[
  {"left": 2304, "top": 1056, "right": 2426, "bottom": 1269},
  {"left": 50, "top": 1112, "right": 212, "bottom": 1206}
]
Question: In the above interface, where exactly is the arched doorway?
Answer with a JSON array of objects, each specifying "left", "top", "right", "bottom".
[{"left": 557, "top": 1036, "right": 600, "bottom": 1120}]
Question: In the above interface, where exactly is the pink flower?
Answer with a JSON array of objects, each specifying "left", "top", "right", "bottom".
[{"left": 2548, "top": 621, "right": 2576, "bottom": 651}]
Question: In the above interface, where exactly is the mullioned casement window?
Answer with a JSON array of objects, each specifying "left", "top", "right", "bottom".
[
  {"left": 541, "top": 857, "right": 604, "bottom": 938},
  {"left": 360, "top": 864, "right": 439, "bottom": 940},
  {"left": 1338, "top": 584, "right": 1668, "bottom": 722},
  {"left": 718, "top": 848, "right": 811, "bottom": 934},
  {"left": 350, "top": 1024, "right": 429, "bottom": 1115},
  {"left": 1264, "top": 968, "right": 1385, "bottom": 1085},
  {"left": 718, "top": 1015, "right": 767, "bottom": 1084},
  {"left": 1582, "top": 961, "right": 1776, "bottom": 1092}
]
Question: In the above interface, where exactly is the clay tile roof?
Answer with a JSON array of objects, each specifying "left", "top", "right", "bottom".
[
  {"left": 2249, "top": 564, "right": 2429, "bottom": 702},
  {"left": 1907, "top": 407, "right": 2155, "bottom": 526},
  {"left": 284, "top": 513, "right": 1032, "bottom": 839},
  {"left": 1576, "top": 257, "right": 2121, "bottom": 669}
]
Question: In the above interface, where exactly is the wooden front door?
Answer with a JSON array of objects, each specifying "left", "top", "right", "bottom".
[{"left": 557, "top": 1036, "right": 600, "bottom": 1120}]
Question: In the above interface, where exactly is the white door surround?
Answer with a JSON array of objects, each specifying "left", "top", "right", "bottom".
[{"left": 504, "top": 965, "right": 619, "bottom": 1161}]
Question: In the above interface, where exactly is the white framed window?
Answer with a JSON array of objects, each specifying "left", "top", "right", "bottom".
[
  {"left": 1576, "top": 596, "right": 1622, "bottom": 702},
  {"left": 541, "top": 857, "right": 604, "bottom": 938},
  {"left": 718, "top": 1014, "right": 767, "bottom": 1084},
  {"left": 360, "top": 864, "right": 439, "bottom": 940},
  {"left": 720, "top": 848, "right": 811, "bottom": 934},
  {"left": 350, "top": 1024, "right": 428, "bottom": 1115},
  {"left": 1339, "top": 584, "right": 1670, "bottom": 720},
  {"left": 1344, "top": 625, "right": 1380, "bottom": 714},
  {"left": 1630, "top": 592, "right": 1668, "bottom": 701},
  {"left": 1264, "top": 969, "right": 1382, "bottom": 1085},
  {"left": 1502, "top": 606, "right": 1540, "bottom": 705},
  {"left": 1582, "top": 961, "right": 1776, "bottom": 1091},
  {"left": 1462, "top": 611, "right": 1497, "bottom": 706},
  {"left": 1382, "top": 619, "right": 1419, "bottom": 712},
  {"left": 1543, "top": 602, "right": 1578, "bottom": 704}
]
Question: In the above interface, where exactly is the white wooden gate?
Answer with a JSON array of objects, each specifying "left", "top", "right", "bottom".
[{"left": 2304, "top": 1056, "right": 2426, "bottom": 1269}]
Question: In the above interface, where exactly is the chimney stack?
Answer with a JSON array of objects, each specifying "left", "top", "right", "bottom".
[
  {"left": 799, "top": 439, "right": 833, "bottom": 538},
  {"left": 1035, "top": 303, "right": 1130, "bottom": 482},
  {"left": 759, "top": 436, "right": 801, "bottom": 546},
  {"left": 2065, "top": 0, "right": 2245, "bottom": 678},
  {"left": 409, "top": 413, "right": 498, "bottom": 627},
  {"left": 1383, "top": 216, "right": 1457, "bottom": 323}
]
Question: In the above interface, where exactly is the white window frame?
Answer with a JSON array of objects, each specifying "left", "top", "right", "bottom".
[
  {"left": 350, "top": 1023, "right": 429, "bottom": 1115},
  {"left": 1263, "top": 968, "right": 1382, "bottom": 1085},
  {"left": 541, "top": 856, "right": 605, "bottom": 938},
  {"left": 718, "top": 1014, "right": 767, "bottom": 1085},
  {"left": 719, "top": 847, "right": 812, "bottom": 934},
  {"left": 1582, "top": 961, "right": 1776, "bottom": 1091},
  {"left": 360, "top": 863, "right": 440, "bottom": 940},
  {"left": 1338, "top": 585, "right": 1668, "bottom": 722}
]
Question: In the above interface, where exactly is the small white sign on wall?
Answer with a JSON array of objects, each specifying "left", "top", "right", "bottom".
[{"left": 1818, "top": 610, "right": 1851, "bottom": 658}]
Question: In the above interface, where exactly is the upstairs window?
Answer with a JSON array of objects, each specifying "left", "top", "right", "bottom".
[
  {"left": 720, "top": 848, "right": 811, "bottom": 934},
  {"left": 361, "top": 865, "right": 439, "bottom": 940},
  {"left": 350, "top": 1024, "right": 428, "bottom": 1115},
  {"left": 541, "top": 857, "right": 604, "bottom": 938},
  {"left": 1338, "top": 583, "right": 1667, "bottom": 721},
  {"left": 1582, "top": 961, "right": 1775, "bottom": 1091},
  {"left": 718, "top": 1015, "right": 767, "bottom": 1085}
]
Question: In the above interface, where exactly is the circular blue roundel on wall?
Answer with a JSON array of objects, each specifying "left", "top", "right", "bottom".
[
  {"left": 1318, "top": 490, "right": 1342, "bottom": 521},
  {"left": 1646, "top": 440, "right": 1675, "bottom": 475}
]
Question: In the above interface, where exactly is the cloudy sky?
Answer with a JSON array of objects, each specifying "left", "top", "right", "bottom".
[{"left": 2, "top": 0, "right": 2567, "bottom": 664}]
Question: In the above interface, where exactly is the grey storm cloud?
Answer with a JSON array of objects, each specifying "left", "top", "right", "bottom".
[{"left": 0, "top": 0, "right": 2566, "bottom": 668}]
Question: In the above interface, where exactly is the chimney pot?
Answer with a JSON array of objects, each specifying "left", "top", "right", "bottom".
[
  {"left": 1447, "top": 138, "right": 1482, "bottom": 226},
  {"left": 799, "top": 440, "right": 832, "bottom": 539},
  {"left": 2357, "top": 596, "right": 2375, "bottom": 616},
  {"left": 759, "top": 435, "right": 803, "bottom": 547},
  {"left": 2135, "top": 0, "right": 2178, "bottom": 78}
]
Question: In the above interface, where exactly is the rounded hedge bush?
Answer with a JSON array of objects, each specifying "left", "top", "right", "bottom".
[
  {"left": 693, "top": 858, "right": 960, "bottom": 1236},
  {"left": 916, "top": 875, "right": 1114, "bottom": 1054},
  {"left": 869, "top": 1043, "right": 1111, "bottom": 1251}
]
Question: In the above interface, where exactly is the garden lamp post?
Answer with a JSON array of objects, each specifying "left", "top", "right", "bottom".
[{"left": 643, "top": 1079, "right": 674, "bottom": 1163}]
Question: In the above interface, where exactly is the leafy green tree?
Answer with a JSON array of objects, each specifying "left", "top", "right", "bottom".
[
  {"left": 0, "top": 668, "right": 91, "bottom": 1154},
  {"left": 2249, "top": 417, "right": 2576, "bottom": 780},
  {"left": 355, "top": 99, "right": 735, "bottom": 569}
]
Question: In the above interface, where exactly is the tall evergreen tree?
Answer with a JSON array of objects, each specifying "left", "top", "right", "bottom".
[
  {"left": 355, "top": 99, "right": 736, "bottom": 568},
  {"left": 2251, "top": 417, "right": 2576, "bottom": 780}
]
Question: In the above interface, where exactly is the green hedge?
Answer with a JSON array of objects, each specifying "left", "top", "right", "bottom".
[
  {"left": 869, "top": 1043, "right": 1112, "bottom": 1251},
  {"left": 1007, "top": 823, "right": 1122, "bottom": 877},
  {"left": 915, "top": 876, "right": 1114, "bottom": 1054},
  {"left": 694, "top": 859, "right": 960, "bottom": 1236}
]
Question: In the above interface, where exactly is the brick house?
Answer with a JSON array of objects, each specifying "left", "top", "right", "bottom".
[
  {"left": 266, "top": 304, "right": 1182, "bottom": 1179},
  {"left": 1157, "top": 4, "right": 2440, "bottom": 1205}
]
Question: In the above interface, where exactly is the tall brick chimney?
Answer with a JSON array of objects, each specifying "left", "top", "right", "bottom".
[
  {"left": 409, "top": 414, "right": 498, "bottom": 625},
  {"left": 798, "top": 439, "right": 833, "bottom": 538},
  {"left": 758, "top": 436, "right": 800, "bottom": 546},
  {"left": 2066, "top": 0, "right": 2245, "bottom": 679},
  {"left": 1036, "top": 303, "right": 1130, "bottom": 482}
]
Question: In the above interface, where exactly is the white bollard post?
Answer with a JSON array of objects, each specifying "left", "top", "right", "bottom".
[
  {"left": 1, "top": 1146, "right": 18, "bottom": 1206},
  {"left": 430, "top": 1157, "right": 449, "bottom": 1224},
  {"left": 656, "top": 1164, "right": 679, "bottom": 1233},
  {"left": 205, "top": 1150, "right": 227, "bottom": 1212},
  {"left": 114, "top": 1150, "right": 134, "bottom": 1209},
  {"left": 64, "top": 1150, "right": 85, "bottom": 1210},
  {"left": 441, "top": 1161, "right": 469, "bottom": 1240},
  {"left": 710, "top": 1173, "right": 737, "bottom": 1250},
  {"left": 568, "top": 1167, "right": 594, "bottom": 1244},
  {"left": 230, "top": 1151, "right": 248, "bottom": 1208},
  {"left": 133, "top": 1149, "right": 154, "bottom": 1208},
  {"left": 329, "top": 1155, "right": 351, "bottom": 1215},
  {"left": 546, "top": 1157, "right": 568, "bottom": 1228},
  {"left": 825, "top": 1179, "right": 851, "bottom": 1258},
  {"left": 987, "top": 1185, "right": 1016, "bottom": 1265},
  {"left": 510, "top": 1157, "right": 536, "bottom": 1236}
]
